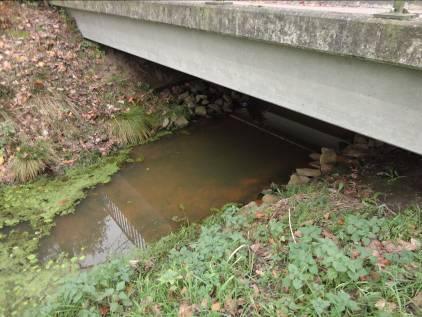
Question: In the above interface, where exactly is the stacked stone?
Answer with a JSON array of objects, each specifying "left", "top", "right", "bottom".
[
  {"left": 159, "top": 80, "right": 249, "bottom": 130},
  {"left": 288, "top": 134, "right": 384, "bottom": 186}
]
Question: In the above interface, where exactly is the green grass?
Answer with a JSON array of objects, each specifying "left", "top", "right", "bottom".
[
  {"left": 108, "top": 106, "right": 155, "bottom": 145},
  {"left": 11, "top": 140, "right": 56, "bottom": 183},
  {"left": 0, "top": 150, "right": 130, "bottom": 316},
  {"left": 34, "top": 184, "right": 421, "bottom": 316}
]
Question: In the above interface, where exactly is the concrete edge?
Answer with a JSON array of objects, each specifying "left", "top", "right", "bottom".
[{"left": 51, "top": 0, "right": 422, "bottom": 69}]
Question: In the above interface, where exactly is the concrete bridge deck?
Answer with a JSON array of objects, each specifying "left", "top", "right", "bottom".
[{"left": 52, "top": 0, "right": 422, "bottom": 154}]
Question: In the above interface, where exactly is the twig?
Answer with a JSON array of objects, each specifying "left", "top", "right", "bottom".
[{"left": 288, "top": 208, "right": 297, "bottom": 244}]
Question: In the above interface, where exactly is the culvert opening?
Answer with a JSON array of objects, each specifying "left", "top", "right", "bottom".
[{"left": 39, "top": 48, "right": 418, "bottom": 267}]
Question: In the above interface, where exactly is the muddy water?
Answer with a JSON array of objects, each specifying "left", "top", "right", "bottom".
[{"left": 39, "top": 118, "right": 308, "bottom": 266}]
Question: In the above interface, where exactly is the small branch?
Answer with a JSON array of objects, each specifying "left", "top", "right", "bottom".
[{"left": 288, "top": 208, "right": 297, "bottom": 244}]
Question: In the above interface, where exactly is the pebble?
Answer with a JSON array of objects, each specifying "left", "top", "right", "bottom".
[
  {"left": 177, "top": 91, "right": 190, "bottom": 102},
  {"left": 288, "top": 174, "right": 310, "bottom": 186},
  {"left": 174, "top": 116, "right": 189, "bottom": 128},
  {"left": 207, "top": 103, "right": 222, "bottom": 114},
  {"left": 296, "top": 168, "right": 321, "bottom": 177},
  {"left": 195, "top": 94, "right": 207, "bottom": 102},
  {"left": 309, "top": 152, "right": 321, "bottom": 161},
  {"left": 223, "top": 94, "right": 231, "bottom": 103},
  {"left": 320, "top": 147, "right": 337, "bottom": 165},
  {"left": 194, "top": 106, "right": 207, "bottom": 116},
  {"left": 320, "top": 163, "right": 334, "bottom": 174},
  {"left": 241, "top": 201, "right": 258, "bottom": 211},
  {"left": 262, "top": 194, "right": 279, "bottom": 204},
  {"left": 309, "top": 161, "right": 320, "bottom": 169},
  {"left": 162, "top": 117, "right": 170, "bottom": 128}
]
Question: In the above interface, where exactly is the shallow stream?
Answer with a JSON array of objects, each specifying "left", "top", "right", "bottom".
[{"left": 39, "top": 118, "right": 308, "bottom": 266}]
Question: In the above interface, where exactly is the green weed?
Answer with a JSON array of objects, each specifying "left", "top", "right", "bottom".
[
  {"left": 108, "top": 106, "right": 154, "bottom": 145},
  {"left": 36, "top": 189, "right": 421, "bottom": 316},
  {"left": 11, "top": 140, "right": 56, "bottom": 182}
]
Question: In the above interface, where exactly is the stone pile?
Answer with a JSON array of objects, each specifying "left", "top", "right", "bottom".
[
  {"left": 159, "top": 80, "right": 249, "bottom": 130},
  {"left": 288, "top": 134, "right": 384, "bottom": 186}
]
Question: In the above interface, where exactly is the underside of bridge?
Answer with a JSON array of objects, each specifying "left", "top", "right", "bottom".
[{"left": 52, "top": 1, "right": 422, "bottom": 155}]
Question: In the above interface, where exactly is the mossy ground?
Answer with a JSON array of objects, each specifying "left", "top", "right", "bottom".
[
  {"left": 0, "top": 150, "right": 129, "bottom": 316},
  {"left": 34, "top": 183, "right": 421, "bottom": 317}
]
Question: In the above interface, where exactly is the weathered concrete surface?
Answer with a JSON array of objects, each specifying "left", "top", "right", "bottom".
[
  {"left": 51, "top": 1, "right": 422, "bottom": 155},
  {"left": 52, "top": 0, "right": 422, "bottom": 69}
]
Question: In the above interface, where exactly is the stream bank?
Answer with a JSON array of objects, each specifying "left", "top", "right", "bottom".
[{"left": 1, "top": 2, "right": 421, "bottom": 316}]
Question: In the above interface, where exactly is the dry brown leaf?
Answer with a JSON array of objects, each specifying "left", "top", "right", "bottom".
[
  {"left": 375, "top": 299, "right": 397, "bottom": 312},
  {"left": 224, "top": 298, "right": 237, "bottom": 315},
  {"left": 211, "top": 302, "right": 221, "bottom": 312},
  {"left": 254, "top": 211, "right": 266, "bottom": 219},
  {"left": 178, "top": 303, "right": 193, "bottom": 317}
]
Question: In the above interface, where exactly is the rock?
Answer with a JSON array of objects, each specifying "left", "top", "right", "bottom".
[
  {"left": 201, "top": 99, "right": 209, "bottom": 105},
  {"left": 320, "top": 147, "right": 337, "bottom": 165},
  {"left": 320, "top": 163, "right": 334, "bottom": 174},
  {"left": 241, "top": 201, "right": 258, "bottom": 211},
  {"left": 222, "top": 103, "right": 233, "bottom": 113},
  {"left": 215, "top": 98, "right": 223, "bottom": 106},
  {"left": 195, "top": 94, "right": 207, "bottom": 102},
  {"left": 288, "top": 174, "right": 310, "bottom": 186},
  {"left": 194, "top": 106, "right": 207, "bottom": 116},
  {"left": 184, "top": 95, "right": 195, "bottom": 104},
  {"left": 296, "top": 168, "right": 321, "bottom": 177},
  {"left": 186, "top": 102, "right": 196, "bottom": 109},
  {"left": 162, "top": 117, "right": 170, "bottom": 128},
  {"left": 174, "top": 116, "right": 189, "bottom": 128},
  {"left": 171, "top": 86, "right": 183, "bottom": 95},
  {"left": 207, "top": 103, "right": 222, "bottom": 114},
  {"left": 342, "top": 144, "right": 368, "bottom": 158},
  {"left": 309, "top": 161, "right": 320, "bottom": 169},
  {"left": 177, "top": 91, "right": 190, "bottom": 102},
  {"left": 223, "top": 94, "right": 231, "bottom": 103},
  {"left": 262, "top": 194, "right": 279, "bottom": 204},
  {"left": 309, "top": 152, "right": 321, "bottom": 161},
  {"left": 129, "top": 259, "right": 140, "bottom": 269}
]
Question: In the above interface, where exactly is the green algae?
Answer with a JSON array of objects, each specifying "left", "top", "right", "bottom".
[{"left": 0, "top": 149, "right": 129, "bottom": 316}]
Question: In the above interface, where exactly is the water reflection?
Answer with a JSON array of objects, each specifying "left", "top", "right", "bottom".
[
  {"left": 103, "top": 193, "right": 146, "bottom": 249},
  {"left": 39, "top": 118, "right": 308, "bottom": 266}
]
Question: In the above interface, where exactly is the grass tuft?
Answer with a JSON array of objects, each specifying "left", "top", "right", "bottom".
[
  {"left": 108, "top": 106, "right": 153, "bottom": 145},
  {"left": 11, "top": 141, "right": 56, "bottom": 182}
]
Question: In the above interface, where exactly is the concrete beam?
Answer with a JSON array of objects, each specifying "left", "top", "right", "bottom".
[
  {"left": 50, "top": 1, "right": 422, "bottom": 154},
  {"left": 51, "top": 0, "right": 422, "bottom": 69}
]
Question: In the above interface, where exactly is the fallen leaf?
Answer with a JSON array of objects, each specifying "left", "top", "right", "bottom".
[
  {"left": 178, "top": 303, "right": 193, "bottom": 317},
  {"left": 254, "top": 211, "right": 266, "bottom": 219},
  {"left": 224, "top": 298, "right": 237, "bottom": 315},
  {"left": 322, "top": 229, "right": 338, "bottom": 242},
  {"left": 211, "top": 302, "right": 221, "bottom": 312},
  {"left": 99, "top": 305, "right": 109, "bottom": 316},
  {"left": 375, "top": 299, "right": 397, "bottom": 312}
]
